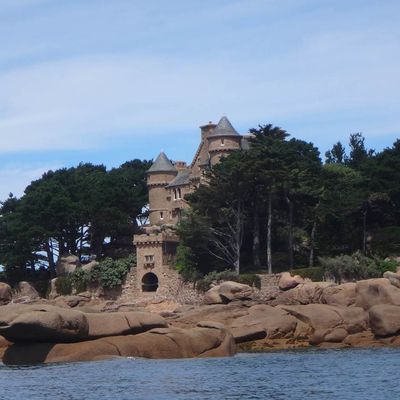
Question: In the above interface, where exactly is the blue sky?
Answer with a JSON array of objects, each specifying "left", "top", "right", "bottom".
[{"left": 0, "top": 0, "right": 399, "bottom": 200}]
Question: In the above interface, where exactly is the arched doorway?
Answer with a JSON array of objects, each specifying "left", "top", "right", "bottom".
[{"left": 142, "top": 272, "right": 159, "bottom": 292}]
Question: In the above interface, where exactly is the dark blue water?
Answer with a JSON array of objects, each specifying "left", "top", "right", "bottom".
[{"left": 0, "top": 348, "right": 399, "bottom": 400}]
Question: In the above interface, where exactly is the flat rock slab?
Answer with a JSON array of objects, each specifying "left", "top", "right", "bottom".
[
  {"left": 2, "top": 322, "right": 236, "bottom": 365},
  {"left": 0, "top": 304, "right": 167, "bottom": 343}
]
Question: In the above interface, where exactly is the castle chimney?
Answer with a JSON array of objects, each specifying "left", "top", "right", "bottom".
[
  {"left": 199, "top": 121, "right": 217, "bottom": 141},
  {"left": 175, "top": 161, "right": 187, "bottom": 170}
]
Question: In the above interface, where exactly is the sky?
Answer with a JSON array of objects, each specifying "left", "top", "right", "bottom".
[{"left": 0, "top": 0, "right": 399, "bottom": 200}]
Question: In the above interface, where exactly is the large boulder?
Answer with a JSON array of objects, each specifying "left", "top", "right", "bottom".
[
  {"left": 355, "top": 278, "right": 400, "bottom": 310},
  {"left": 14, "top": 281, "right": 40, "bottom": 301},
  {"left": 2, "top": 321, "right": 236, "bottom": 365},
  {"left": 273, "top": 282, "right": 335, "bottom": 305},
  {"left": 229, "top": 304, "right": 298, "bottom": 343},
  {"left": 0, "top": 283, "right": 12, "bottom": 305},
  {"left": 169, "top": 303, "right": 249, "bottom": 329},
  {"left": 383, "top": 271, "right": 400, "bottom": 289},
  {"left": 203, "top": 281, "right": 253, "bottom": 304},
  {"left": 56, "top": 255, "right": 80, "bottom": 276},
  {"left": 369, "top": 304, "right": 400, "bottom": 337},
  {"left": 0, "top": 304, "right": 167, "bottom": 343},
  {"left": 279, "top": 304, "right": 368, "bottom": 345},
  {"left": 278, "top": 272, "right": 304, "bottom": 291},
  {"left": 321, "top": 283, "right": 356, "bottom": 307}
]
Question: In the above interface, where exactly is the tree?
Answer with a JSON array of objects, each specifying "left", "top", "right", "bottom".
[
  {"left": 0, "top": 160, "right": 151, "bottom": 278},
  {"left": 325, "top": 141, "right": 347, "bottom": 164}
]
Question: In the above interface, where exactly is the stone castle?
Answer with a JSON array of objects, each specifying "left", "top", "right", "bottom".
[{"left": 133, "top": 116, "right": 249, "bottom": 293}]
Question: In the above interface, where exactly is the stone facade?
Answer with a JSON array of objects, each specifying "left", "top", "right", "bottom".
[{"left": 133, "top": 116, "right": 249, "bottom": 295}]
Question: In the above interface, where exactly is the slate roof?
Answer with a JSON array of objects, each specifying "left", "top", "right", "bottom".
[
  {"left": 209, "top": 116, "right": 239, "bottom": 137},
  {"left": 166, "top": 169, "right": 191, "bottom": 188},
  {"left": 147, "top": 152, "right": 177, "bottom": 173}
]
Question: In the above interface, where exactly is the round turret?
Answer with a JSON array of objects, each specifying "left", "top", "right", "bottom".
[
  {"left": 207, "top": 116, "right": 242, "bottom": 167},
  {"left": 147, "top": 152, "right": 177, "bottom": 225}
]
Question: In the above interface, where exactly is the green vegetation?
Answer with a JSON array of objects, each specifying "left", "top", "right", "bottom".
[
  {"left": 1, "top": 121, "right": 399, "bottom": 286},
  {"left": 55, "top": 276, "right": 72, "bottom": 295},
  {"left": 176, "top": 128, "right": 400, "bottom": 282},
  {"left": 0, "top": 161, "right": 150, "bottom": 281},
  {"left": 292, "top": 267, "right": 324, "bottom": 282},
  {"left": 318, "top": 252, "right": 396, "bottom": 283},
  {"left": 88, "top": 256, "right": 135, "bottom": 289}
]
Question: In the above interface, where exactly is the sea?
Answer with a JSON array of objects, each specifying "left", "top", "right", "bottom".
[{"left": 0, "top": 348, "right": 399, "bottom": 400}]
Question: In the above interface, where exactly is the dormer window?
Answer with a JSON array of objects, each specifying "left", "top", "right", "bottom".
[
  {"left": 221, "top": 138, "right": 225, "bottom": 146},
  {"left": 173, "top": 188, "right": 182, "bottom": 200}
]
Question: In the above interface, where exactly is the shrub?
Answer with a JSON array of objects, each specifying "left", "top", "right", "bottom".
[
  {"left": 292, "top": 267, "right": 324, "bottom": 282},
  {"left": 237, "top": 274, "right": 261, "bottom": 290},
  {"left": 71, "top": 268, "right": 89, "bottom": 293},
  {"left": 55, "top": 276, "right": 73, "bottom": 295},
  {"left": 319, "top": 251, "right": 381, "bottom": 283},
  {"left": 195, "top": 270, "right": 261, "bottom": 292},
  {"left": 377, "top": 259, "right": 398, "bottom": 275},
  {"left": 89, "top": 255, "right": 135, "bottom": 289}
]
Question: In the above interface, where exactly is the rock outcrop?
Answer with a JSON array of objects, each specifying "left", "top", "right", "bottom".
[
  {"left": 0, "top": 304, "right": 167, "bottom": 343},
  {"left": 278, "top": 272, "right": 304, "bottom": 291},
  {"left": 272, "top": 282, "right": 335, "bottom": 305},
  {"left": 2, "top": 321, "right": 235, "bottom": 365},
  {"left": 55, "top": 255, "right": 80, "bottom": 276},
  {"left": 203, "top": 281, "right": 253, "bottom": 304},
  {"left": 14, "top": 281, "right": 40, "bottom": 301},
  {"left": 355, "top": 278, "right": 400, "bottom": 310},
  {"left": 0, "top": 282, "right": 12, "bottom": 305}
]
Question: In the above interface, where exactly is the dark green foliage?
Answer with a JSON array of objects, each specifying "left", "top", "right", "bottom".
[
  {"left": 0, "top": 160, "right": 150, "bottom": 282},
  {"left": 237, "top": 274, "right": 262, "bottom": 289},
  {"left": 70, "top": 268, "right": 89, "bottom": 293},
  {"left": 88, "top": 256, "right": 135, "bottom": 289},
  {"left": 195, "top": 270, "right": 261, "bottom": 292},
  {"left": 292, "top": 267, "right": 324, "bottom": 282},
  {"left": 377, "top": 259, "right": 398, "bottom": 275},
  {"left": 34, "top": 280, "right": 50, "bottom": 298},
  {"left": 55, "top": 276, "right": 73, "bottom": 295},
  {"left": 371, "top": 226, "right": 400, "bottom": 256}
]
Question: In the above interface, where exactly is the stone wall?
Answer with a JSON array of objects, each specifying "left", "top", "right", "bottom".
[
  {"left": 120, "top": 266, "right": 202, "bottom": 304},
  {"left": 120, "top": 269, "right": 281, "bottom": 304}
]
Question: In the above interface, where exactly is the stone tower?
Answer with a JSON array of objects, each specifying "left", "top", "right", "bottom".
[
  {"left": 207, "top": 116, "right": 242, "bottom": 167},
  {"left": 147, "top": 151, "right": 177, "bottom": 226}
]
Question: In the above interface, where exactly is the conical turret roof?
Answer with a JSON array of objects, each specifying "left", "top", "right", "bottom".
[
  {"left": 209, "top": 116, "right": 239, "bottom": 137},
  {"left": 147, "top": 151, "right": 177, "bottom": 173}
]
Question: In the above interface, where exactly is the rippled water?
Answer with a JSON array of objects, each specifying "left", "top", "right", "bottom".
[{"left": 1, "top": 348, "right": 399, "bottom": 400}]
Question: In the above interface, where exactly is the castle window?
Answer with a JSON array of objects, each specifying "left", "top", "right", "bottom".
[
  {"left": 173, "top": 189, "right": 177, "bottom": 200},
  {"left": 160, "top": 211, "right": 164, "bottom": 220},
  {"left": 177, "top": 188, "right": 182, "bottom": 199},
  {"left": 221, "top": 138, "right": 225, "bottom": 146},
  {"left": 145, "top": 255, "right": 154, "bottom": 263}
]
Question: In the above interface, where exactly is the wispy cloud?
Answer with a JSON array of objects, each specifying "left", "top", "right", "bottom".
[{"left": 0, "top": 0, "right": 399, "bottom": 196}]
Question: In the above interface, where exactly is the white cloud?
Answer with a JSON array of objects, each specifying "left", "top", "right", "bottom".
[{"left": 0, "top": 1, "right": 398, "bottom": 155}]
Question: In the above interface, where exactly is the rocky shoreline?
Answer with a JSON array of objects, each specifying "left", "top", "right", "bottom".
[{"left": 2, "top": 273, "right": 400, "bottom": 364}]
